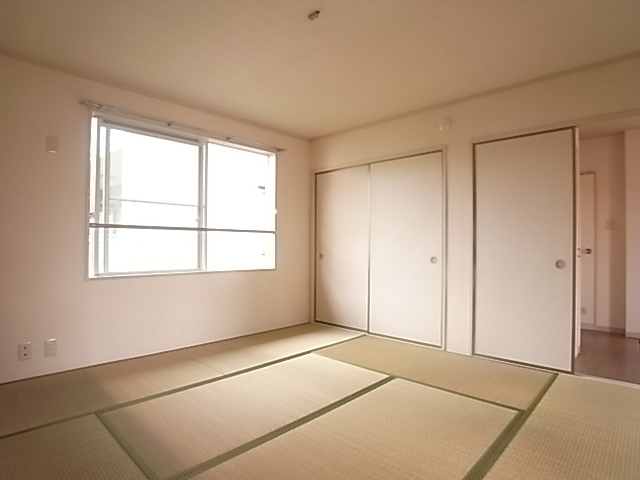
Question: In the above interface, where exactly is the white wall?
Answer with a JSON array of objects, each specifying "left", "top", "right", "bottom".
[
  {"left": 312, "top": 55, "right": 640, "bottom": 355},
  {"left": 0, "top": 55, "right": 312, "bottom": 383},
  {"left": 579, "top": 135, "right": 626, "bottom": 332},
  {"left": 625, "top": 128, "right": 640, "bottom": 338}
]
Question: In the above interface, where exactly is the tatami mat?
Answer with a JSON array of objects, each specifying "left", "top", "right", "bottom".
[
  {"left": 83, "top": 350, "right": 221, "bottom": 404},
  {"left": 0, "top": 415, "right": 146, "bottom": 480},
  {"left": 0, "top": 323, "right": 357, "bottom": 438},
  {"left": 0, "top": 369, "right": 113, "bottom": 437},
  {"left": 3, "top": 325, "right": 637, "bottom": 480},
  {"left": 193, "top": 378, "right": 516, "bottom": 480},
  {"left": 484, "top": 374, "right": 640, "bottom": 480},
  {"left": 318, "top": 335, "right": 553, "bottom": 409},
  {"left": 182, "top": 322, "right": 363, "bottom": 374},
  {"left": 102, "top": 354, "right": 385, "bottom": 480}
]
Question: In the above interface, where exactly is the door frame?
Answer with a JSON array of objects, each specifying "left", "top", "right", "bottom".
[{"left": 579, "top": 171, "right": 597, "bottom": 328}]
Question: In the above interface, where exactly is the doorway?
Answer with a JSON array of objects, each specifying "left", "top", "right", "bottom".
[
  {"left": 574, "top": 117, "right": 640, "bottom": 385},
  {"left": 580, "top": 172, "right": 596, "bottom": 328}
]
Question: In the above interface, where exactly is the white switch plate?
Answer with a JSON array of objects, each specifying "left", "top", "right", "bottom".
[
  {"left": 19, "top": 342, "right": 32, "bottom": 361},
  {"left": 45, "top": 338, "right": 57, "bottom": 356},
  {"left": 46, "top": 135, "right": 59, "bottom": 153}
]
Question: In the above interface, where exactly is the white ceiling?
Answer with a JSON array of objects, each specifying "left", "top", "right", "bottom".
[{"left": 1, "top": 0, "right": 640, "bottom": 139}]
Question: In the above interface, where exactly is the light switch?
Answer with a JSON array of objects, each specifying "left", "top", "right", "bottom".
[{"left": 46, "top": 135, "right": 59, "bottom": 153}]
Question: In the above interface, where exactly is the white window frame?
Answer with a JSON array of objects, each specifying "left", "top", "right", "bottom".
[{"left": 87, "top": 114, "right": 277, "bottom": 278}]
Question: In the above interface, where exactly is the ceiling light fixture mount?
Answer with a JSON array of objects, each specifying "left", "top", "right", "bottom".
[
  {"left": 308, "top": 10, "right": 321, "bottom": 21},
  {"left": 438, "top": 118, "right": 452, "bottom": 131}
]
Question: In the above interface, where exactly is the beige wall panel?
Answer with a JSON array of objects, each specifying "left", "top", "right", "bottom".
[
  {"left": 0, "top": 55, "right": 311, "bottom": 384},
  {"left": 579, "top": 135, "right": 626, "bottom": 331},
  {"left": 625, "top": 128, "right": 640, "bottom": 338}
]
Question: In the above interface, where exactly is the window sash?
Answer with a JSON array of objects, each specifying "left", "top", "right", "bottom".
[{"left": 88, "top": 116, "right": 276, "bottom": 277}]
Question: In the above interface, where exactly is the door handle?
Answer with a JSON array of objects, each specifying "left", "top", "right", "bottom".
[{"left": 584, "top": 248, "right": 592, "bottom": 255}]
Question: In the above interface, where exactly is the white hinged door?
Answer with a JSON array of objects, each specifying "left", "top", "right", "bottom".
[{"left": 474, "top": 129, "right": 575, "bottom": 371}]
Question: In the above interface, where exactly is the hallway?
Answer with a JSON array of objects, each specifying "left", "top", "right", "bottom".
[{"left": 575, "top": 330, "right": 640, "bottom": 385}]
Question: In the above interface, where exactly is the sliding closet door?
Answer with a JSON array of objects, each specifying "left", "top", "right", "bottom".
[
  {"left": 474, "top": 129, "right": 575, "bottom": 371},
  {"left": 315, "top": 166, "right": 369, "bottom": 330},
  {"left": 369, "top": 153, "right": 444, "bottom": 345}
]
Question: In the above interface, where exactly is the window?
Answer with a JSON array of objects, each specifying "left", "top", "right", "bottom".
[{"left": 88, "top": 116, "right": 276, "bottom": 277}]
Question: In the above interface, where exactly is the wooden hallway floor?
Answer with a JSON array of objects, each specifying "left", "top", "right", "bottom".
[{"left": 575, "top": 330, "right": 640, "bottom": 385}]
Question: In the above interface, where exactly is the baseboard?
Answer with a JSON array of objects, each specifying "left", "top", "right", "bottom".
[
  {"left": 581, "top": 323, "right": 625, "bottom": 334},
  {"left": 626, "top": 331, "right": 640, "bottom": 339}
]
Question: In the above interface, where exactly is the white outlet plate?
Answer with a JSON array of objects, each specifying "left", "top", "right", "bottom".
[
  {"left": 19, "top": 342, "right": 32, "bottom": 361},
  {"left": 45, "top": 338, "right": 57, "bottom": 357}
]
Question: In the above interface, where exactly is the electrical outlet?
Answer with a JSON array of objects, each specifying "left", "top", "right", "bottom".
[
  {"left": 45, "top": 338, "right": 57, "bottom": 357},
  {"left": 19, "top": 342, "right": 32, "bottom": 361}
]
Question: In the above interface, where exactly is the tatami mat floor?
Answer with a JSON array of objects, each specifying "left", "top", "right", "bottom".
[{"left": 1, "top": 323, "right": 639, "bottom": 480}]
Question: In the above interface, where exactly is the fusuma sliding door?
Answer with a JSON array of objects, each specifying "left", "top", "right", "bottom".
[
  {"left": 315, "top": 152, "right": 445, "bottom": 343},
  {"left": 473, "top": 129, "right": 576, "bottom": 371},
  {"left": 369, "top": 153, "right": 444, "bottom": 345},
  {"left": 315, "top": 166, "right": 369, "bottom": 330}
]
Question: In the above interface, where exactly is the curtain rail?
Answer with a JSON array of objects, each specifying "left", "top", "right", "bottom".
[
  {"left": 80, "top": 100, "right": 286, "bottom": 153},
  {"left": 89, "top": 223, "right": 275, "bottom": 235}
]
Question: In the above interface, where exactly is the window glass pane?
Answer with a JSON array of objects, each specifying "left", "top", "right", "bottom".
[
  {"left": 88, "top": 115, "right": 278, "bottom": 278},
  {"left": 109, "top": 200, "right": 199, "bottom": 228},
  {"left": 207, "top": 144, "right": 273, "bottom": 231},
  {"left": 94, "top": 226, "right": 106, "bottom": 275},
  {"left": 96, "top": 126, "right": 108, "bottom": 224},
  {"left": 207, "top": 232, "right": 275, "bottom": 271},
  {"left": 107, "top": 128, "right": 199, "bottom": 227},
  {"left": 98, "top": 227, "right": 199, "bottom": 274}
]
